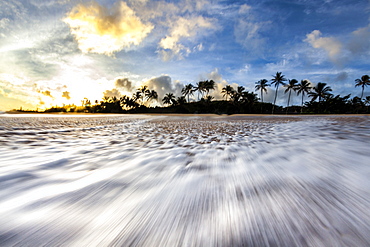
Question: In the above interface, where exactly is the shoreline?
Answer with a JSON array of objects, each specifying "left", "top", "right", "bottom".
[{"left": 2, "top": 111, "right": 370, "bottom": 117}]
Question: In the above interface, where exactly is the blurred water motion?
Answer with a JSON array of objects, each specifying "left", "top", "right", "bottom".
[{"left": 0, "top": 115, "right": 369, "bottom": 246}]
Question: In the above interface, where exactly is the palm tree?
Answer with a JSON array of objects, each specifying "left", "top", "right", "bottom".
[
  {"left": 177, "top": 96, "right": 186, "bottom": 105},
  {"left": 308, "top": 82, "right": 332, "bottom": 102},
  {"left": 231, "top": 86, "right": 245, "bottom": 103},
  {"left": 139, "top": 85, "right": 149, "bottom": 95},
  {"left": 194, "top": 81, "right": 206, "bottom": 100},
  {"left": 162, "top": 93, "right": 176, "bottom": 106},
  {"left": 296, "top": 80, "right": 312, "bottom": 113},
  {"left": 133, "top": 91, "right": 142, "bottom": 103},
  {"left": 355, "top": 75, "right": 370, "bottom": 100},
  {"left": 204, "top": 80, "right": 216, "bottom": 97},
  {"left": 147, "top": 90, "right": 158, "bottom": 106},
  {"left": 136, "top": 86, "right": 150, "bottom": 103},
  {"left": 121, "top": 96, "right": 139, "bottom": 110},
  {"left": 255, "top": 79, "right": 269, "bottom": 103},
  {"left": 284, "top": 79, "right": 298, "bottom": 108},
  {"left": 296, "top": 80, "right": 311, "bottom": 106},
  {"left": 103, "top": 96, "right": 110, "bottom": 103},
  {"left": 271, "top": 72, "right": 287, "bottom": 113},
  {"left": 181, "top": 84, "right": 194, "bottom": 102},
  {"left": 221, "top": 85, "right": 234, "bottom": 101},
  {"left": 205, "top": 95, "right": 214, "bottom": 103}
]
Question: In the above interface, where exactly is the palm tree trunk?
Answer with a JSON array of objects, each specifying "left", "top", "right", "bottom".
[
  {"left": 261, "top": 89, "right": 264, "bottom": 103},
  {"left": 260, "top": 89, "right": 264, "bottom": 113},
  {"left": 272, "top": 85, "right": 278, "bottom": 114},
  {"left": 361, "top": 86, "right": 364, "bottom": 100},
  {"left": 286, "top": 90, "right": 291, "bottom": 114},
  {"left": 301, "top": 93, "right": 304, "bottom": 113}
]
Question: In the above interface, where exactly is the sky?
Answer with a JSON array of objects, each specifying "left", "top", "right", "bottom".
[{"left": 0, "top": 0, "right": 369, "bottom": 110}]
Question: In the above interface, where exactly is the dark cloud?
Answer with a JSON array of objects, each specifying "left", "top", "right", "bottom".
[
  {"left": 42, "top": 90, "right": 52, "bottom": 97},
  {"left": 335, "top": 72, "right": 348, "bottom": 81},
  {"left": 115, "top": 78, "right": 135, "bottom": 92},
  {"left": 347, "top": 25, "right": 370, "bottom": 56},
  {"left": 62, "top": 91, "right": 70, "bottom": 100},
  {"left": 144, "top": 75, "right": 182, "bottom": 101}
]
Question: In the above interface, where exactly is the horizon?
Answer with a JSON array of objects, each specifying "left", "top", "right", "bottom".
[{"left": 0, "top": 0, "right": 369, "bottom": 111}]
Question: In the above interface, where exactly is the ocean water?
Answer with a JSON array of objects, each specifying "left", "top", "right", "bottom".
[{"left": 0, "top": 114, "right": 369, "bottom": 246}]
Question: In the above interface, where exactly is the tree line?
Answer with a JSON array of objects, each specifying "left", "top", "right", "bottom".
[{"left": 41, "top": 72, "right": 370, "bottom": 114}]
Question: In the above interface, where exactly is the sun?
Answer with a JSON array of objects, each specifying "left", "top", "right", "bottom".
[{"left": 37, "top": 55, "right": 115, "bottom": 109}]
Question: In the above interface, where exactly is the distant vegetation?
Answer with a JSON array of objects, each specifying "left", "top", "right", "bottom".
[{"left": 14, "top": 73, "right": 370, "bottom": 114}]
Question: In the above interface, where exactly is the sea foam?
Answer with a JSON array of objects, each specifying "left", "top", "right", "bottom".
[{"left": 0, "top": 114, "right": 369, "bottom": 246}]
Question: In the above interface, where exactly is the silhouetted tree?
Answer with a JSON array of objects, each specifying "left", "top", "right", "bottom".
[
  {"left": 355, "top": 75, "right": 370, "bottom": 100},
  {"left": 195, "top": 81, "right": 206, "bottom": 100},
  {"left": 181, "top": 84, "right": 194, "bottom": 102},
  {"left": 241, "top": 91, "right": 258, "bottom": 104},
  {"left": 133, "top": 91, "right": 142, "bottom": 104},
  {"left": 231, "top": 86, "right": 245, "bottom": 103},
  {"left": 296, "top": 80, "right": 312, "bottom": 110},
  {"left": 308, "top": 82, "right": 332, "bottom": 102},
  {"left": 221, "top": 85, "right": 234, "bottom": 101},
  {"left": 146, "top": 90, "right": 158, "bottom": 105},
  {"left": 271, "top": 72, "right": 287, "bottom": 113},
  {"left": 205, "top": 95, "right": 214, "bottom": 103},
  {"left": 177, "top": 96, "right": 186, "bottom": 105},
  {"left": 204, "top": 80, "right": 216, "bottom": 97},
  {"left": 162, "top": 93, "right": 176, "bottom": 106},
  {"left": 121, "top": 95, "right": 138, "bottom": 110},
  {"left": 255, "top": 79, "right": 269, "bottom": 103},
  {"left": 365, "top": 96, "right": 370, "bottom": 113},
  {"left": 103, "top": 96, "right": 110, "bottom": 103},
  {"left": 284, "top": 79, "right": 298, "bottom": 109}
]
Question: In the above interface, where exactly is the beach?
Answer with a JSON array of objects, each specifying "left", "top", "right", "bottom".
[{"left": 0, "top": 114, "right": 369, "bottom": 246}]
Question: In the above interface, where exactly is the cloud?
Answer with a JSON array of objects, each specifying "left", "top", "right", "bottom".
[
  {"left": 304, "top": 25, "right": 370, "bottom": 66},
  {"left": 114, "top": 77, "right": 135, "bottom": 92},
  {"left": 158, "top": 15, "right": 217, "bottom": 60},
  {"left": 144, "top": 75, "right": 182, "bottom": 101},
  {"left": 304, "top": 30, "right": 343, "bottom": 60},
  {"left": 238, "top": 4, "right": 251, "bottom": 14},
  {"left": 42, "top": 90, "right": 53, "bottom": 97},
  {"left": 234, "top": 5, "right": 270, "bottom": 53},
  {"left": 103, "top": 88, "right": 121, "bottom": 98},
  {"left": 201, "top": 68, "right": 238, "bottom": 100},
  {"left": 0, "top": 73, "right": 42, "bottom": 108},
  {"left": 334, "top": 71, "right": 348, "bottom": 81},
  {"left": 347, "top": 24, "right": 370, "bottom": 56},
  {"left": 64, "top": 1, "right": 154, "bottom": 55},
  {"left": 62, "top": 91, "right": 71, "bottom": 100}
]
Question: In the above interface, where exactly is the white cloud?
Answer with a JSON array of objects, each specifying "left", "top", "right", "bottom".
[
  {"left": 238, "top": 4, "right": 251, "bottom": 14},
  {"left": 200, "top": 68, "right": 238, "bottom": 100},
  {"left": 158, "top": 15, "right": 217, "bottom": 60},
  {"left": 234, "top": 5, "right": 270, "bottom": 53},
  {"left": 304, "top": 26, "right": 370, "bottom": 65},
  {"left": 304, "top": 30, "right": 343, "bottom": 60}
]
